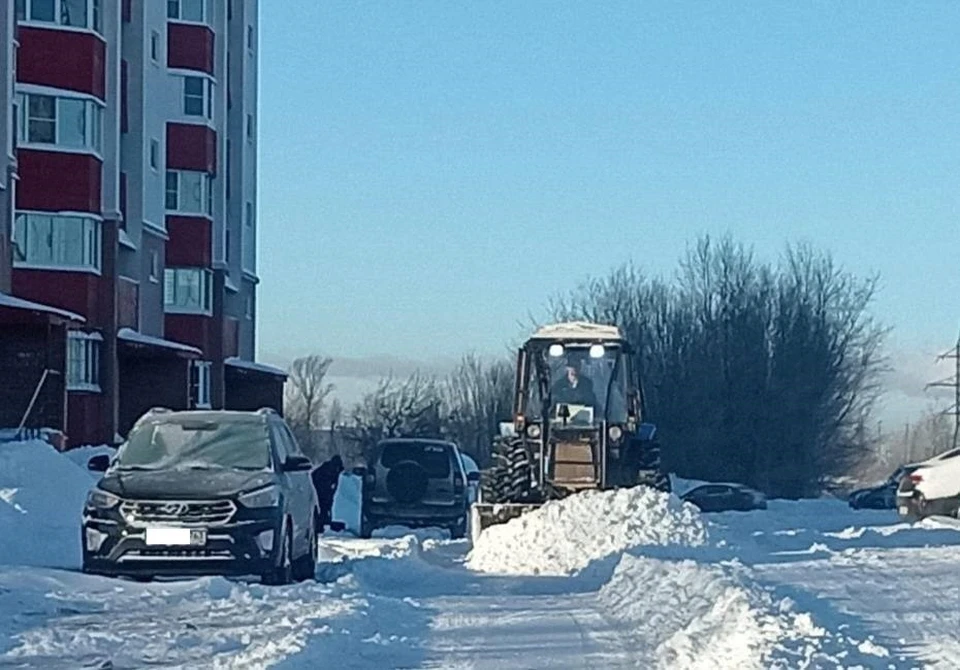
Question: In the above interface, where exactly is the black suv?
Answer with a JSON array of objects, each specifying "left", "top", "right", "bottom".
[
  {"left": 82, "top": 408, "right": 319, "bottom": 584},
  {"left": 356, "top": 438, "right": 478, "bottom": 538}
]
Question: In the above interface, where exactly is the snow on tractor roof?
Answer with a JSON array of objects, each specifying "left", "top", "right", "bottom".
[{"left": 530, "top": 321, "right": 623, "bottom": 342}]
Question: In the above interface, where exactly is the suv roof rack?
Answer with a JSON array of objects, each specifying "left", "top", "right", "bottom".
[{"left": 256, "top": 407, "right": 279, "bottom": 416}]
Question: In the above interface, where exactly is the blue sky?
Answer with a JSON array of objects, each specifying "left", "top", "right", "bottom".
[{"left": 257, "top": 1, "right": 960, "bottom": 413}]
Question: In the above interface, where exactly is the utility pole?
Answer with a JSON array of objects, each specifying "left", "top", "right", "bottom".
[{"left": 926, "top": 329, "right": 960, "bottom": 450}]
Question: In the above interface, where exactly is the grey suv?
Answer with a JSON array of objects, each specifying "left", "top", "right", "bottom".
[
  {"left": 82, "top": 408, "right": 319, "bottom": 584},
  {"left": 356, "top": 438, "right": 479, "bottom": 539}
]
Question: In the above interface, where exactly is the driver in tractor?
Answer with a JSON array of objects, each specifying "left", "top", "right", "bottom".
[{"left": 550, "top": 354, "right": 597, "bottom": 408}]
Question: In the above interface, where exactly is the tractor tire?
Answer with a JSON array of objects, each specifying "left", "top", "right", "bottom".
[
  {"left": 632, "top": 439, "right": 671, "bottom": 493},
  {"left": 481, "top": 436, "right": 535, "bottom": 504}
]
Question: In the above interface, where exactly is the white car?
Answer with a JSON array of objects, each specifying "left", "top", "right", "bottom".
[{"left": 896, "top": 448, "right": 960, "bottom": 521}]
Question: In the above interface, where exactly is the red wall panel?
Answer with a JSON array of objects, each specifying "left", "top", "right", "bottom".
[
  {"left": 167, "top": 23, "right": 215, "bottom": 75},
  {"left": 16, "top": 150, "right": 102, "bottom": 214},
  {"left": 165, "top": 314, "right": 214, "bottom": 355},
  {"left": 118, "top": 279, "right": 139, "bottom": 330},
  {"left": 120, "top": 59, "right": 128, "bottom": 133},
  {"left": 224, "top": 317, "right": 239, "bottom": 358},
  {"left": 12, "top": 269, "right": 101, "bottom": 326},
  {"left": 17, "top": 27, "right": 106, "bottom": 100},
  {"left": 166, "top": 124, "right": 217, "bottom": 174},
  {"left": 67, "top": 392, "right": 105, "bottom": 446},
  {"left": 165, "top": 216, "right": 212, "bottom": 266}
]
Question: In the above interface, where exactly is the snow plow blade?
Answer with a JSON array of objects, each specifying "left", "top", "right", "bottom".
[{"left": 469, "top": 502, "right": 541, "bottom": 544}]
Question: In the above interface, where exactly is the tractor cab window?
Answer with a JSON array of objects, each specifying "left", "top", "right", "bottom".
[{"left": 528, "top": 344, "right": 628, "bottom": 425}]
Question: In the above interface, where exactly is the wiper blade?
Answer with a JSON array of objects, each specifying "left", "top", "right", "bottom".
[{"left": 116, "top": 465, "right": 160, "bottom": 471}]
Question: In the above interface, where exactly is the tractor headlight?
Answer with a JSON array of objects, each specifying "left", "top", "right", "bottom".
[
  {"left": 608, "top": 425, "right": 623, "bottom": 442},
  {"left": 526, "top": 423, "right": 541, "bottom": 439}
]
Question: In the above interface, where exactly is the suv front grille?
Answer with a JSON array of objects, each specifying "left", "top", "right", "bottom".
[{"left": 120, "top": 499, "right": 236, "bottom": 527}]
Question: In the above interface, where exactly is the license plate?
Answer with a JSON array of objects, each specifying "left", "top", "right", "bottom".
[{"left": 145, "top": 528, "right": 206, "bottom": 546}]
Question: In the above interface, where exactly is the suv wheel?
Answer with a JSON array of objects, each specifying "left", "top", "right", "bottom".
[
  {"left": 292, "top": 516, "right": 318, "bottom": 582},
  {"left": 448, "top": 517, "right": 466, "bottom": 540},
  {"left": 263, "top": 524, "right": 293, "bottom": 586}
]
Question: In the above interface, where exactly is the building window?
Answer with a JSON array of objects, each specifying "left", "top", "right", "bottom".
[
  {"left": 150, "top": 139, "right": 160, "bottom": 170},
  {"left": 151, "top": 30, "right": 160, "bottom": 62},
  {"left": 190, "top": 361, "right": 212, "bottom": 409},
  {"left": 67, "top": 332, "right": 100, "bottom": 391},
  {"left": 182, "top": 76, "right": 214, "bottom": 119},
  {"left": 247, "top": 25, "right": 254, "bottom": 50},
  {"left": 245, "top": 294, "right": 253, "bottom": 320},
  {"left": 245, "top": 114, "right": 253, "bottom": 140},
  {"left": 16, "top": 93, "right": 103, "bottom": 153},
  {"left": 149, "top": 251, "right": 160, "bottom": 282},
  {"left": 164, "top": 267, "right": 213, "bottom": 314},
  {"left": 225, "top": 228, "right": 231, "bottom": 263},
  {"left": 245, "top": 202, "right": 253, "bottom": 227},
  {"left": 165, "top": 170, "right": 213, "bottom": 216},
  {"left": 13, "top": 213, "right": 101, "bottom": 272},
  {"left": 19, "top": 0, "right": 102, "bottom": 33},
  {"left": 167, "top": 0, "right": 204, "bottom": 23}
]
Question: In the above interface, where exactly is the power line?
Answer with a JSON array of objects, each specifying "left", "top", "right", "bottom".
[{"left": 925, "top": 329, "right": 960, "bottom": 450}]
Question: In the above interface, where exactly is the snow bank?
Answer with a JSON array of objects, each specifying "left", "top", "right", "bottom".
[
  {"left": 465, "top": 487, "right": 707, "bottom": 576},
  {"left": 0, "top": 441, "right": 95, "bottom": 568},
  {"left": 598, "top": 553, "right": 893, "bottom": 669}
]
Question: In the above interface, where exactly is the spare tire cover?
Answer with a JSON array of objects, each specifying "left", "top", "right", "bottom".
[{"left": 386, "top": 460, "right": 429, "bottom": 504}]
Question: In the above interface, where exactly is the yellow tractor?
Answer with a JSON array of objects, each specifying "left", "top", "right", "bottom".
[{"left": 469, "top": 321, "right": 669, "bottom": 541}]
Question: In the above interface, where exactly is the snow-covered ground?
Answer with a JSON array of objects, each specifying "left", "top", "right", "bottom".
[{"left": 1, "top": 440, "right": 958, "bottom": 668}]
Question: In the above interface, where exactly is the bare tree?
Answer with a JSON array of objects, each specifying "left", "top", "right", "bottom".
[
  {"left": 344, "top": 372, "right": 443, "bottom": 460},
  {"left": 440, "top": 353, "right": 515, "bottom": 466},
  {"left": 550, "top": 234, "right": 888, "bottom": 498},
  {"left": 284, "top": 355, "right": 334, "bottom": 458}
]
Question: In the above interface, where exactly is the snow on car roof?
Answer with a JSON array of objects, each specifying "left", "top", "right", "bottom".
[{"left": 529, "top": 321, "right": 623, "bottom": 341}]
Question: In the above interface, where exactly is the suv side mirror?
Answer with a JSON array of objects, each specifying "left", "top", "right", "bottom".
[
  {"left": 283, "top": 455, "right": 313, "bottom": 472},
  {"left": 88, "top": 454, "right": 110, "bottom": 472},
  {"left": 466, "top": 470, "right": 480, "bottom": 483},
  {"left": 352, "top": 466, "right": 367, "bottom": 477}
]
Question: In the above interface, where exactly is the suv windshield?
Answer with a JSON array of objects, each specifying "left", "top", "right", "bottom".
[
  {"left": 528, "top": 345, "right": 628, "bottom": 425},
  {"left": 117, "top": 419, "right": 272, "bottom": 471},
  {"left": 379, "top": 442, "right": 451, "bottom": 477}
]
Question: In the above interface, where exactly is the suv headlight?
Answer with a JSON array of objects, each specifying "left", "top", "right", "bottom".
[
  {"left": 86, "top": 488, "right": 120, "bottom": 510},
  {"left": 239, "top": 485, "right": 281, "bottom": 508}
]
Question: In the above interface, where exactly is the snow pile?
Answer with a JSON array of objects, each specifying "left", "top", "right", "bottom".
[
  {"left": 0, "top": 441, "right": 95, "bottom": 568},
  {"left": 465, "top": 487, "right": 707, "bottom": 576},
  {"left": 598, "top": 553, "right": 893, "bottom": 669}
]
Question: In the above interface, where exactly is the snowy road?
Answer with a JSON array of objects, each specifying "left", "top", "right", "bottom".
[{"left": 3, "top": 488, "right": 960, "bottom": 668}]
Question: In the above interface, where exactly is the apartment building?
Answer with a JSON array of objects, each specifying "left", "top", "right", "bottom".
[{"left": 0, "top": 0, "right": 284, "bottom": 446}]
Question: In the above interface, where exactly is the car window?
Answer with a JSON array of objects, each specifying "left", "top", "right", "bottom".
[
  {"left": 118, "top": 418, "right": 271, "bottom": 470},
  {"left": 278, "top": 422, "right": 304, "bottom": 457},
  {"left": 269, "top": 423, "right": 290, "bottom": 463},
  {"left": 379, "top": 441, "right": 452, "bottom": 477}
]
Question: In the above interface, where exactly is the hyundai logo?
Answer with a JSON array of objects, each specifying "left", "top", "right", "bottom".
[{"left": 159, "top": 503, "right": 187, "bottom": 516}]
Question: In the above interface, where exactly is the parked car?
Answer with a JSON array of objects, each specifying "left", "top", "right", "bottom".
[
  {"left": 848, "top": 464, "right": 920, "bottom": 510},
  {"left": 896, "top": 448, "right": 960, "bottom": 521},
  {"left": 680, "top": 483, "right": 767, "bottom": 513},
  {"left": 355, "top": 438, "right": 479, "bottom": 539},
  {"left": 82, "top": 408, "right": 319, "bottom": 584}
]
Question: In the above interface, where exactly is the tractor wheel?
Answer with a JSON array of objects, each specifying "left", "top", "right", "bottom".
[
  {"left": 482, "top": 436, "right": 535, "bottom": 503},
  {"left": 633, "top": 439, "right": 671, "bottom": 493}
]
